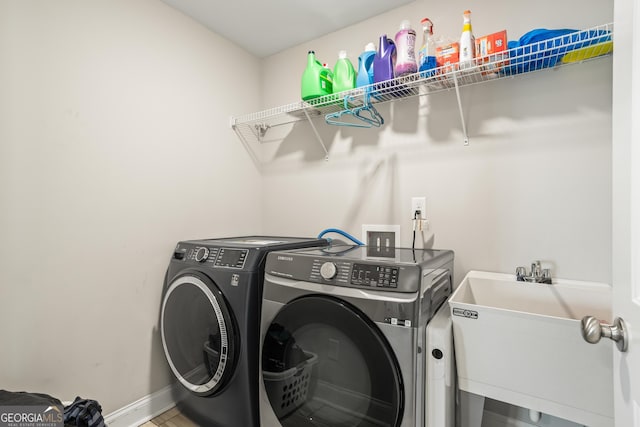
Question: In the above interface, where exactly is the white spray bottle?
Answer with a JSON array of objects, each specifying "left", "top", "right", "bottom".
[{"left": 459, "top": 10, "right": 475, "bottom": 69}]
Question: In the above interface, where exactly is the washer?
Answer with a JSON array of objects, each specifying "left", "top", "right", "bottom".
[
  {"left": 160, "top": 236, "right": 328, "bottom": 427},
  {"left": 259, "top": 244, "right": 455, "bottom": 427}
]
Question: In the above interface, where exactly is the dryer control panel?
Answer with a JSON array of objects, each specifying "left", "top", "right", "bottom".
[
  {"left": 309, "top": 260, "right": 400, "bottom": 289},
  {"left": 271, "top": 255, "right": 420, "bottom": 292},
  {"left": 266, "top": 245, "right": 454, "bottom": 293},
  {"left": 351, "top": 263, "right": 399, "bottom": 288}
]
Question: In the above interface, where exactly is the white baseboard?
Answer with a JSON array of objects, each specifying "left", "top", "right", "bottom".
[
  {"left": 104, "top": 384, "right": 177, "bottom": 427},
  {"left": 481, "top": 410, "right": 537, "bottom": 427},
  {"left": 480, "top": 406, "right": 585, "bottom": 427}
]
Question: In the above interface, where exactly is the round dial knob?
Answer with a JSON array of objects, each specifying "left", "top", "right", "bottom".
[
  {"left": 320, "top": 262, "right": 338, "bottom": 280},
  {"left": 195, "top": 247, "right": 210, "bottom": 262}
]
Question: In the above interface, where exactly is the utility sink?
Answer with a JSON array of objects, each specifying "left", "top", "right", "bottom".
[{"left": 449, "top": 271, "right": 613, "bottom": 427}]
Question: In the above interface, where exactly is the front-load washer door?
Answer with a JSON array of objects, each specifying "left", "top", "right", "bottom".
[
  {"left": 262, "top": 295, "right": 403, "bottom": 427},
  {"left": 161, "top": 273, "right": 237, "bottom": 396}
]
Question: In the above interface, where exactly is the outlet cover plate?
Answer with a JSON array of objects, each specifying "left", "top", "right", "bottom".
[
  {"left": 411, "top": 197, "right": 427, "bottom": 219},
  {"left": 362, "top": 224, "right": 401, "bottom": 258}
]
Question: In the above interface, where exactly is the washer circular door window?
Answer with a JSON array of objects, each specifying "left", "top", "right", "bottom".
[
  {"left": 161, "top": 274, "right": 237, "bottom": 396},
  {"left": 262, "top": 295, "right": 403, "bottom": 427}
]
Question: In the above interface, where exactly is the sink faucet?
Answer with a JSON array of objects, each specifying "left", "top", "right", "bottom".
[{"left": 516, "top": 260, "right": 552, "bottom": 284}]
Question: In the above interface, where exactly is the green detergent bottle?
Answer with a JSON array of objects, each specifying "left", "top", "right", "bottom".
[
  {"left": 301, "top": 51, "right": 333, "bottom": 100},
  {"left": 333, "top": 50, "right": 356, "bottom": 93}
]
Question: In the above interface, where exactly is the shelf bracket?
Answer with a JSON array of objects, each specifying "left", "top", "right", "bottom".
[
  {"left": 232, "top": 123, "right": 263, "bottom": 171},
  {"left": 303, "top": 109, "right": 329, "bottom": 161},
  {"left": 254, "top": 123, "right": 270, "bottom": 140},
  {"left": 452, "top": 72, "right": 470, "bottom": 146}
]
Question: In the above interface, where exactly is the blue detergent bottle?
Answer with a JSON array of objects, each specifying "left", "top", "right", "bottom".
[{"left": 356, "top": 42, "right": 376, "bottom": 88}]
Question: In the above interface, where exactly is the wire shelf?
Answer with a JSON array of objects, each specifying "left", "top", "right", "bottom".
[{"left": 231, "top": 23, "right": 613, "bottom": 149}]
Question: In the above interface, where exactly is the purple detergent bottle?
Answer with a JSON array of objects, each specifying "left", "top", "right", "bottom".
[
  {"left": 373, "top": 34, "right": 396, "bottom": 84},
  {"left": 394, "top": 20, "right": 418, "bottom": 76}
]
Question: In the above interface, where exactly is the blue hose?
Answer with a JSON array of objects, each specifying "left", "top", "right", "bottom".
[{"left": 317, "top": 228, "right": 364, "bottom": 246}]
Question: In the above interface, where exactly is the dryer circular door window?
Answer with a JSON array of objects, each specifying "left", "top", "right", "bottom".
[
  {"left": 161, "top": 274, "right": 237, "bottom": 396},
  {"left": 262, "top": 295, "right": 403, "bottom": 427}
]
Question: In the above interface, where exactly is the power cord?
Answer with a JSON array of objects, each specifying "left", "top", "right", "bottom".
[{"left": 412, "top": 209, "right": 421, "bottom": 250}]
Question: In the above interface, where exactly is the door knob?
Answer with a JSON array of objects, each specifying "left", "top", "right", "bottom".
[{"left": 581, "top": 316, "right": 628, "bottom": 352}]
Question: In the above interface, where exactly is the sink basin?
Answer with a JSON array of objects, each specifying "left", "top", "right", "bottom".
[{"left": 449, "top": 271, "right": 613, "bottom": 427}]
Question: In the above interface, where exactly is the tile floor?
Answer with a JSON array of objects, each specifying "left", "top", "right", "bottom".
[{"left": 139, "top": 407, "right": 198, "bottom": 427}]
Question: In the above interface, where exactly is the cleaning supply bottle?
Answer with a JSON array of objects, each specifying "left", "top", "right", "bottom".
[
  {"left": 301, "top": 51, "right": 332, "bottom": 100},
  {"left": 394, "top": 20, "right": 418, "bottom": 77},
  {"left": 418, "top": 18, "right": 437, "bottom": 77},
  {"left": 356, "top": 42, "right": 376, "bottom": 88},
  {"left": 459, "top": 10, "right": 476, "bottom": 69},
  {"left": 373, "top": 34, "right": 396, "bottom": 84},
  {"left": 333, "top": 50, "right": 356, "bottom": 93}
]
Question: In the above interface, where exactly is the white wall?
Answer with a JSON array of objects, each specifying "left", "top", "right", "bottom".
[
  {"left": 0, "top": 0, "right": 616, "bottom": 423},
  {"left": 0, "top": 0, "right": 261, "bottom": 414},
  {"left": 259, "top": 0, "right": 613, "bottom": 285}
]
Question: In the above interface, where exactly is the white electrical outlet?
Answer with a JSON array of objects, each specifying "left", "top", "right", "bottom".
[{"left": 411, "top": 197, "right": 426, "bottom": 219}]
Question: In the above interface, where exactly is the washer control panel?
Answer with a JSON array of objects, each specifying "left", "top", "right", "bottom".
[
  {"left": 214, "top": 248, "right": 248, "bottom": 268},
  {"left": 180, "top": 246, "right": 248, "bottom": 269}
]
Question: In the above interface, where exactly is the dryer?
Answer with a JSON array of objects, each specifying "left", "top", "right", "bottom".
[
  {"left": 259, "top": 244, "right": 455, "bottom": 427},
  {"left": 160, "top": 236, "right": 327, "bottom": 427}
]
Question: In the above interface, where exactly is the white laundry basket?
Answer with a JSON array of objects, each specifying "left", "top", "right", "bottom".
[{"left": 263, "top": 351, "right": 318, "bottom": 419}]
